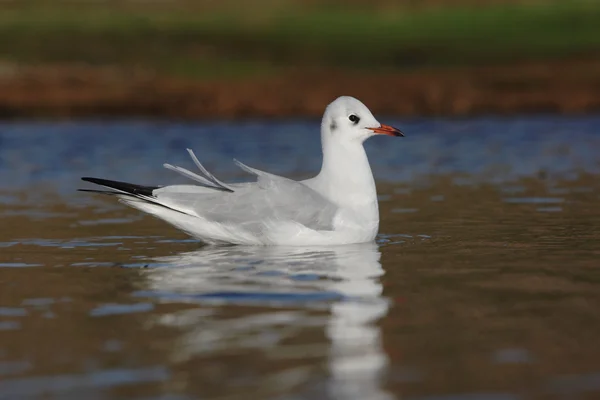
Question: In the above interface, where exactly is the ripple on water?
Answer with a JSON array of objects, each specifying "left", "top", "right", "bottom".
[
  {"left": 503, "top": 197, "right": 565, "bottom": 204},
  {"left": 492, "top": 348, "right": 534, "bottom": 364},
  {"left": 89, "top": 303, "right": 155, "bottom": 317},
  {"left": 0, "top": 263, "right": 43, "bottom": 268},
  {"left": 60, "top": 241, "right": 123, "bottom": 249},
  {"left": 78, "top": 217, "right": 140, "bottom": 226},
  {"left": 403, "top": 392, "right": 520, "bottom": 400},
  {"left": 21, "top": 298, "right": 55, "bottom": 307},
  {"left": 14, "top": 238, "right": 125, "bottom": 248},
  {"left": 0, "top": 308, "right": 27, "bottom": 317},
  {"left": 537, "top": 206, "right": 563, "bottom": 212},
  {"left": 133, "top": 289, "right": 345, "bottom": 306},
  {"left": 0, "top": 210, "right": 75, "bottom": 219},
  {"left": 70, "top": 262, "right": 120, "bottom": 268},
  {"left": 378, "top": 233, "right": 414, "bottom": 245},
  {"left": 154, "top": 239, "right": 201, "bottom": 244},
  {"left": 0, "top": 367, "right": 169, "bottom": 398}
]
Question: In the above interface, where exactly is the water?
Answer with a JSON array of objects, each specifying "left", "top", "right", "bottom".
[{"left": 1, "top": 116, "right": 600, "bottom": 399}]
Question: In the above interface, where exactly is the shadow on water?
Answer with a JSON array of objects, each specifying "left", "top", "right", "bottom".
[{"left": 0, "top": 116, "right": 600, "bottom": 399}]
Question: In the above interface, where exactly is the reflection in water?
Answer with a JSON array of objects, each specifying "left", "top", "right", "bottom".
[{"left": 144, "top": 243, "right": 392, "bottom": 400}]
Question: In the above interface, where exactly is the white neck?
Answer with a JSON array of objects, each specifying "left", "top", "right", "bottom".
[{"left": 310, "top": 132, "right": 379, "bottom": 221}]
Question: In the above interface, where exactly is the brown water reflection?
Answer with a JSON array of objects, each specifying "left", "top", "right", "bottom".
[{"left": 1, "top": 174, "right": 599, "bottom": 400}]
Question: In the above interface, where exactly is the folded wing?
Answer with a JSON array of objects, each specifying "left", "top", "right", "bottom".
[{"left": 154, "top": 150, "right": 338, "bottom": 231}]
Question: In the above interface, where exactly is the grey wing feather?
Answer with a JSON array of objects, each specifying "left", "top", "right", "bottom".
[
  {"left": 163, "top": 163, "right": 217, "bottom": 188},
  {"left": 233, "top": 159, "right": 291, "bottom": 189},
  {"left": 155, "top": 158, "right": 338, "bottom": 231},
  {"left": 163, "top": 148, "right": 234, "bottom": 192},
  {"left": 186, "top": 149, "right": 235, "bottom": 192}
]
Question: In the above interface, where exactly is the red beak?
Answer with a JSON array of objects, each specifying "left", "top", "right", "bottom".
[{"left": 368, "top": 124, "right": 404, "bottom": 137}]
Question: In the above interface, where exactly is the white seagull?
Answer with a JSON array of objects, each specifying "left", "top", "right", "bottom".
[{"left": 80, "top": 96, "right": 404, "bottom": 246}]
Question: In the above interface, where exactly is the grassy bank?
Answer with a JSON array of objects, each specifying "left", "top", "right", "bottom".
[{"left": 1, "top": 1, "right": 599, "bottom": 79}]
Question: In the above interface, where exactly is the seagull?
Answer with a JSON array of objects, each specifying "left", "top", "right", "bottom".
[{"left": 80, "top": 96, "right": 404, "bottom": 245}]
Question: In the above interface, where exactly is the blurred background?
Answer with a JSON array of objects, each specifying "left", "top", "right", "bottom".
[{"left": 1, "top": 0, "right": 599, "bottom": 119}]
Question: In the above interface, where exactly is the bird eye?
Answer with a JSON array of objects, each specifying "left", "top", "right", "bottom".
[{"left": 348, "top": 114, "right": 360, "bottom": 124}]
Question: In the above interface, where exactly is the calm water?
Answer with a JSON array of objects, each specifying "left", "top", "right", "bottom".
[{"left": 1, "top": 116, "right": 600, "bottom": 400}]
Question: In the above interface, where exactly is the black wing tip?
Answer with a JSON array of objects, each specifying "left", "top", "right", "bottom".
[
  {"left": 81, "top": 177, "right": 112, "bottom": 187},
  {"left": 80, "top": 176, "right": 159, "bottom": 197},
  {"left": 79, "top": 177, "right": 193, "bottom": 216}
]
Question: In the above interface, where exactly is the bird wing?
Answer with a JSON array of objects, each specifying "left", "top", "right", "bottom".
[
  {"left": 154, "top": 158, "right": 338, "bottom": 231},
  {"left": 81, "top": 148, "right": 339, "bottom": 233}
]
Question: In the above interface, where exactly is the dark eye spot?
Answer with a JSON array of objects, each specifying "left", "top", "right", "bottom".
[{"left": 349, "top": 114, "right": 360, "bottom": 124}]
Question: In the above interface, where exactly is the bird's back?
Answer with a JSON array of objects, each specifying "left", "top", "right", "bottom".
[{"left": 152, "top": 174, "right": 338, "bottom": 234}]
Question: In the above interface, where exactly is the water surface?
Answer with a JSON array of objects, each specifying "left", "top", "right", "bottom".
[{"left": 1, "top": 116, "right": 599, "bottom": 399}]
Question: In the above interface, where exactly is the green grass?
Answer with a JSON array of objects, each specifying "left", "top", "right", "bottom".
[{"left": 0, "top": 1, "right": 599, "bottom": 79}]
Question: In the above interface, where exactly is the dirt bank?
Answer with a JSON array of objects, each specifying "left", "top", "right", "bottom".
[{"left": 1, "top": 59, "right": 599, "bottom": 119}]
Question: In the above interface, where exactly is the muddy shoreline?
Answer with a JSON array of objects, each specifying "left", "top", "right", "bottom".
[{"left": 1, "top": 59, "right": 599, "bottom": 120}]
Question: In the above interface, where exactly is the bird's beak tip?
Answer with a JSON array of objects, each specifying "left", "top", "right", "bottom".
[{"left": 369, "top": 123, "right": 404, "bottom": 137}]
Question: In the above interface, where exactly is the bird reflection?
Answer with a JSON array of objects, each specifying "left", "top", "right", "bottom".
[{"left": 143, "top": 242, "right": 392, "bottom": 400}]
